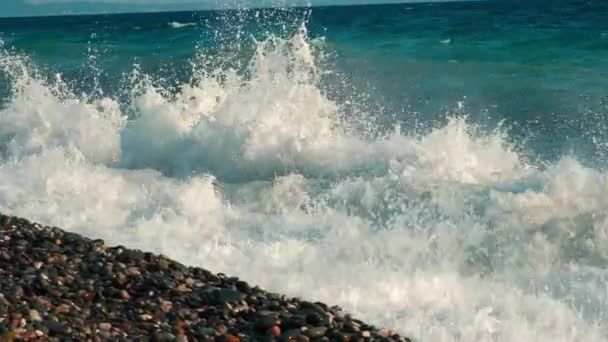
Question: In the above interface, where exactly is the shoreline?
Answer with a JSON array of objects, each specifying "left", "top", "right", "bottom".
[{"left": 0, "top": 213, "right": 410, "bottom": 341}]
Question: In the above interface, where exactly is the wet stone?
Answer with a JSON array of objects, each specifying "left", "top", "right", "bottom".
[
  {"left": 44, "top": 320, "right": 66, "bottom": 335},
  {"left": 214, "top": 289, "right": 246, "bottom": 303},
  {"left": 256, "top": 315, "right": 280, "bottom": 330},
  {"left": 343, "top": 322, "right": 360, "bottom": 333},
  {"left": 279, "top": 329, "right": 303, "bottom": 341},
  {"left": 119, "top": 249, "right": 145, "bottom": 262},
  {"left": 235, "top": 281, "right": 251, "bottom": 294},
  {"left": 282, "top": 315, "right": 307, "bottom": 329},
  {"left": 299, "top": 302, "right": 326, "bottom": 316},
  {"left": 305, "top": 312, "right": 323, "bottom": 325},
  {"left": 306, "top": 326, "right": 327, "bottom": 338},
  {"left": 196, "top": 327, "right": 216, "bottom": 336}
]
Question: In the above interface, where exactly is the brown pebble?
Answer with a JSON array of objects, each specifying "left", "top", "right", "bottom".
[
  {"left": 22, "top": 331, "right": 38, "bottom": 340},
  {"left": 120, "top": 290, "right": 130, "bottom": 300},
  {"left": 174, "top": 284, "right": 190, "bottom": 293},
  {"left": 56, "top": 304, "right": 71, "bottom": 314},
  {"left": 29, "top": 310, "right": 42, "bottom": 322},
  {"left": 224, "top": 335, "right": 240, "bottom": 342},
  {"left": 36, "top": 297, "right": 52, "bottom": 309},
  {"left": 173, "top": 320, "right": 186, "bottom": 336},
  {"left": 0, "top": 251, "right": 11, "bottom": 262},
  {"left": 0, "top": 215, "right": 410, "bottom": 342},
  {"left": 99, "top": 323, "right": 112, "bottom": 332},
  {"left": 11, "top": 312, "right": 23, "bottom": 322},
  {"left": 159, "top": 299, "right": 173, "bottom": 313},
  {"left": 121, "top": 322, "right": 133, "bottom": 332},
  {"left": 126, "top": 267, "right": 141, "bottom": 276},
  {"left": 215, "top": 324, "right": 228, "bottom": 335},
  {"left": 158, "top": 258, "right": 170, "bottom": 269},
  {"left": 268, "top": 325, "right": 281, "bottom": 337},
  {"left": 139, "top": 314, "right": 153, "bottom": 321},
  {"left": 378, "top": 328, "right": 391, "bottom": 338}
]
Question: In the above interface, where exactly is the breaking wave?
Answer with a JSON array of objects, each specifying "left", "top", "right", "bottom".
[{"left": 1, "top": 24, "right": 607, "bottom": 342}]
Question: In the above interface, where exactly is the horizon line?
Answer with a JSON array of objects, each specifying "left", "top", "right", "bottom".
[{"left": 0, "top": 0, "right": 475, "bottom": 19}]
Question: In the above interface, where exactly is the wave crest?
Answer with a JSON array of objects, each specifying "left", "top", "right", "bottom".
[{"left": 1, "top": 26, "right": 608, "bottom": 341}]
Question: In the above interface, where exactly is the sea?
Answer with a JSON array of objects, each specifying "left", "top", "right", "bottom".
[{"left": 1, "top": 1, "right": 608, "bottom": 341}]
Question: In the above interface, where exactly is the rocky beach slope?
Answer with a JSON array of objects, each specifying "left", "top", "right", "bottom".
[{"left": 0, "top": 214, "right": 410, "bottom": 342}]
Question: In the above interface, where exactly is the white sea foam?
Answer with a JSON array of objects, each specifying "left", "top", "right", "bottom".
[
  {"left": 169, "top": 21, "right": 197, "bottom": 29},
  {"left": 1, "top": 29, "right": 607, "bottom": 342}
]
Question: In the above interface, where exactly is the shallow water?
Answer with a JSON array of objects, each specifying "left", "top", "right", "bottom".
[{"left": 1, "top": 2, "right": 608, "bottom": 341}]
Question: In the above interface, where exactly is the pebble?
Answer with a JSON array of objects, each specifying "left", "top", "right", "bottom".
[
  {"left": 215, "top": 289, "right": 247, "bottom": 303},
  {"left": 225, "top": 335, "right": 240, "bottom": 342},
  {"left": 126, "top": 267, "right": 141, "bottom": 276},
  {"left": 268, "top": 325, "right": 281, "bottom": 337},
  {"left": 306, "top": 326, "right": 327, "bottom": 338},
  {"left": 378, "top": 328, "right": 392, "bottom": 338},
  {"left": 0, "top": 213, "right": 410, "bottom": 341},
  {"left": 29, "top": 310, "right": 42, "bottom": 322},
  {"left": 44, "top": 320, "right": 65, "bottom": 335},
  {"left": 139, "top": 314, "right": 154, "bottom": 321},
  {"left": 256, "top": 315, "right": 280, "bottom": 329},
  {"left": 215, "top": 323, "right": 229, "bottom": 335},
  {"left": 160, "top": 299, "right": 173, "bottom": 313},
  {"left": 174, "top": 284, "right": 190, "bottom": 293},
  {"left": 99, "top": 322, "right": 112, "bottom": 332},
  {"left": 120, "top": 289, "right": 130, "bottom": 300},
  {"left": 279, "top": 329, "right": 297, "bottom": 340},
  {"left": 56, "top": 304, "right": 71, "bottom": 314}
]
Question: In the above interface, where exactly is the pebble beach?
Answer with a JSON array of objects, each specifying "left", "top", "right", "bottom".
[{"left": 0, "top": 214, "right": 410, "bottom": 342}]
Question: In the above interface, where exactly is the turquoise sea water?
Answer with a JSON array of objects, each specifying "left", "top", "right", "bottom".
[{"left": 1, "top": 2, "right": 608, "bottom": 341}]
